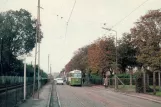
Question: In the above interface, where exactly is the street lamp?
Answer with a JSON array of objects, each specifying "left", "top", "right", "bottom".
[{"left": 102, "top": 27, "right": 118, "bottom": 89}]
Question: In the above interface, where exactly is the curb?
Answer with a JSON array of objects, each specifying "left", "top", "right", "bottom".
[
  {"left": 56, "top": 89, "right": 61, "bottom": 107},
  {"left": 121, "top": 92, "right": 161, "bottom": 104},
  {"left": 93, "top": 86, "right": 161, "bottom": 104},
  {"left": 54, "top": 83, "right": 61, "bottom": 107},
  {"left": 46, "top": 84, "right": 52, "bottom": 107}
]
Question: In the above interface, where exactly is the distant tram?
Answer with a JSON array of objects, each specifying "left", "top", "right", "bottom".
[{"left": 67, "top": 70, "right": 82, "bottom": 86}]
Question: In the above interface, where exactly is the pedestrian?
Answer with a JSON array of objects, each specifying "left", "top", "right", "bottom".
[
  {"left": 104, "top": 77, "right": 108, "bottom": 88},
  {"left": 82, "top": 77, "right": 85, "bottom": 84}
]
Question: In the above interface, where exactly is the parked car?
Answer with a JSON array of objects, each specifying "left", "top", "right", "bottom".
[{"left": 55, "top": 78, "right": 64, "bottom": 85}]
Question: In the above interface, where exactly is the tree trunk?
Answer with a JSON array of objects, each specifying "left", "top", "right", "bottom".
[
  {"left": 143, "top": 71, "right": 146, "bottom": 93},
  {"left": 109, "top": 78, "right": 111, "bottom": 86},
  {"left": 130, "top": 71, "right": 132, "bottom": 87},
  {"left": 147, "top": 74, "right": 149, "bottom": 86},
  {"left": 153, "top": 72, "right": 156, "bottom": 95},
  {"left": 115, "top": 75, "right": 117, "bottom": 89},
  {"left": 159, "top": 72, "right": 161, "bottom": 91},
  {"left": 115, "top": 75, "right": 118, "bottom": 89}
]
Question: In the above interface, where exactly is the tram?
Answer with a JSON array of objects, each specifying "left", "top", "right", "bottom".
[{"left": 67, "top": 70, "right": 82, "bottom": 86}]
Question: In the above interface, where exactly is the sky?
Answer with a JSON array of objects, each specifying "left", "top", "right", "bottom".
[{"left": 0, "top": 0, "right": 161, "bottom": 74}]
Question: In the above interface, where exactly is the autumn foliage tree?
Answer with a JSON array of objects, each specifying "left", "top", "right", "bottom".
[
  {"left": 65, "top": 46, "right": 88, "bottom": 74},
  {"left": 65, "top": 60, "right": 73, "bottom": 73},
  {"left": 88, "top": 43, "right": 100, "bottom": 74},
  {"left": 64, "top": 36, "right": 116, "bottom": 77},
  {"left": 63, "top": 9, "right": 161, "bottom": 91},
  {"left": 88, "top": 37, "right": 115, "bottom": 76}
]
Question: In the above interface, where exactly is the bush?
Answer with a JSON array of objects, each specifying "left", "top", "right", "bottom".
[
  {"left": 117, "top": 73, "right": 129, "bottom": 78},
  {"left": 90, "top": 74, "right": 103, "bottom": 85},
  {"left": 135, "top": 72, "right": 144, "bottom": 93}
]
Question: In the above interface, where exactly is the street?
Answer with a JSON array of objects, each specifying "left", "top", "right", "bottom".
[
  {"left": 1, "top": 1, "right": 161, "bottom": 107},
  {"left": 57, "top": 85, "right": 161, "bottom": 107}
]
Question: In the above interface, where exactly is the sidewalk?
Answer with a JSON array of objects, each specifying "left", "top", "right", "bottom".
[
  {"left": 124, "top": 92, "right": 161, "bottom": 104},
  {"left": 19, "top": 83, "right": 52, "bottom": 107},
  {"left": 92, "top": 85, "right": 161, "bottom": 104}
]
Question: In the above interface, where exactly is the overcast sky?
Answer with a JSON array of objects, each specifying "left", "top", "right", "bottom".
[{"left": 1, "top": 0, "right": 161, "bottom": 74}]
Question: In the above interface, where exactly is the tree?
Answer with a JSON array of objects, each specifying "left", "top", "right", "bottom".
[
  {"left": 59, "top": 68, "right": 65, "bottom": 77},
  {"left": 118, "top": 33, "right": 137, "bottom": 73},
  {"left": 131, "top": 9, "right": 161, "bottom": 94},
  {"left": 65, "top": 46, "right": 88, "bottom": 74},
  {"left": 0, "top": 9, "right": 42, "bottom": 56},
  {"left": 88, "top": 43, "right": 100, "bottom": 74},
  {"left": 65, "top": 60, "right": 73, "bottom": 73},
  {"left": 72, "top": 46, "right": 88, "bottom": 71},
  {"left": 131, "top": 9, "right": 161, "bottom": 70},
  {"left": 88, "top": 37, "right": 116, "bottom": 76},
  {"left": 0, "top": 9, "right": 43, "bottom": 75}
]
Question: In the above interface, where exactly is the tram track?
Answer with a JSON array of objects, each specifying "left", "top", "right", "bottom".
[
  {"left": 55, "top": 84, "right": 161, "bottom": 107},
  {"left": 72, "top": 86, "right": 118, "bottom": 107},
  {"left": 62, "top": 85, "right": 139, "bottom": 107},
  {"left": 62, "top": 85, "right": 87, "bottom": 107},
  {"left": 51, "top": 82, "right": 61, "bottom": 107},
  {"left": 60, "top": 85, "right": 110, "bottom": 107}
]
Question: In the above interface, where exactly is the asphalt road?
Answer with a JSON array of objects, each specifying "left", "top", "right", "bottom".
[{"left": 56, "top": 85, "right": 161, "bottom": 107}]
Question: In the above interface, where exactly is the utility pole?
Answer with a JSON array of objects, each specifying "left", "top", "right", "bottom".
[
  {"left": 37, "top": 0, "right": 41, "bottom": 99},
  {"left": 115, "top": 30, "right": 118, "bottom": 90},
  {"left": 102, "top": 27, "right": 118, "bottom": 90},
  {"left": 33, "top": 0, "right": 41, "bottom": 99},
  {"left": 48, "top": 54, "right": 50, "bottom": 73},
  {"left": 50, "top": 64, "right": 52, "bottom": 75},
  {"left": 32, "top": 28, "right": 37, "bottom": 98}
]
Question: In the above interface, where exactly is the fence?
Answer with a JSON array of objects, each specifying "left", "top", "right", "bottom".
[
  {"left": 90, "top": 77, "right": 103, "bottom": 85},
  {"left": 0, "top": 76, "right": 33, "bottom": 85},
  {"left": 0, "top": 76, "right": 48, "bottom": 107},
  {"left": 89, "top": 76, "right": 136, "bottom": 92},
  {"left": 108, "top": 77, "right": 136, "bottom": 92},
  {"left": 89, "top": 75, "right": 161, "bottom": 94},
  {"left": 90, "top": 77, "right": 136, "bottom": 85}
]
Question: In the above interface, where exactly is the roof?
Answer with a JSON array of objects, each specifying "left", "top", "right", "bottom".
[{"left": 69, "top": 70, "right": 82, "bottom": 73}]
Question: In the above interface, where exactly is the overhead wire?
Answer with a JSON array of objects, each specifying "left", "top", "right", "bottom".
[
  {"left": 59, "top": 0, "right": 149, "bottom": 62},
  {"left": 64, "top": 0, "right": 77, "bottom": 42},
  {"left": 59, "top": 0, "right": 77, "bottom": 62},
  {"left": 67, "top": 0, "right": 77, "bottom": 24},
  {"left": 64, "top": 23, "right": 68, "bottom": 41},
  {"left": 111, "top": 0, "right": 150, "bottom": 28}
]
